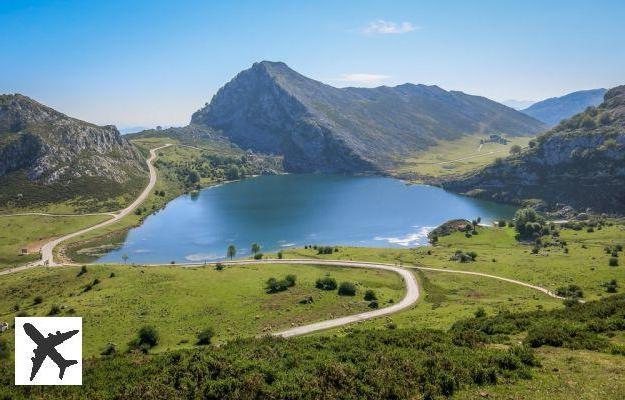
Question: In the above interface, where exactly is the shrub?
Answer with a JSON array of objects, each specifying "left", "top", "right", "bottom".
[
  {"left": 284, "top": 274, "right": 297, "bottom": 287},
  {"left": 109, "top": 272, "right": 116, "bottom": 278},
  {"left": 253, "top": 253, "right": 263, "bottom": 260},
  {"left": 129, "top": 326, "right": 159, "bottom": 353},
  {"left": 101, "top": 343, "right": 117, "bottom": 356},
  {"left": 77, "top": 265, "right": 88, "bottom": 277},
  {"left": 47, "top": 305, "right": 61, "bottom": 316},
  {"left": 474, "top": 307, "right": 486, "bottom": 318},
  {"left": 315, "top": 276, "right": 337, "bottom": 291},
  {"left": 556, "top": 284, "right": 584, "bottom": 299},
  {"left": 602, "top": 279, "right": 618, "bottom": 293},
  {"left": 497, "top": 220, "right": 506, "bottom": 227},
  {"left": 266, "top": 275, "right": 296, "bottom": 293},
  {"left": 196, "top": 327, "right": 215, "bottom": 345},
  {"left": 317, "top": 246, "right": 334, "bottom": 255},
  {"left": 33, "top": 296, "right": 43, "bottom": 305},
  {"left": 338, "top": 282, "right": 357, "bottom": 296},
  {"left": 277, "top": 251, "right": 283, "bottom": 259},
  {"left": 609, "top": 257, "right": 619, "bottom": 267},
  {"left": 368, "top": 300, "right": 379, "bottom": 309},
  {"left": 0, "top": 337, "right": 10, "bottom": 361},
  {"left": 215, "top": 263, "right": 224, "bottom": 271},
  {"left": 364, "top": 289, "right": 377, "bottom": 301}
]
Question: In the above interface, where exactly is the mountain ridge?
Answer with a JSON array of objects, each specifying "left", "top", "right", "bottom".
[
  {"left": 0, "top": 94, "right": 147, "bottom": 209},
  {"left": 521, "top": 88, "right": 607, "bottom": 126},
  {"left": 191, "top": 61, "right": 546, "bottom": 173}
]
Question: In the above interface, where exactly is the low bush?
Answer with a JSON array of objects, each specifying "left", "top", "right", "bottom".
[
  {"left": 609, "top": 257, "right": 619, "bottom": 267},
  {"left": 315, "top": 276, "right": 337, "bottom": 291},
  {"left": 338, "top": 282, "right": 357, "bottom": 296},
  {"left": 364, "top": 289, "right": 377, "bottom": 301},
  {"left": 196, "top": 327, "right": 215, "bottom": 345},
  {"left": 128, "top": 326, "right": 159, "bottom": 353}
]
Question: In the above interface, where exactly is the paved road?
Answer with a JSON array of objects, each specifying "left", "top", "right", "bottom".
[
  {"left": 35, "top": 144, "right": 172, "bottom": 267},
  {"left": 239, "top": 259, "right": 420, "bottom": 337}
]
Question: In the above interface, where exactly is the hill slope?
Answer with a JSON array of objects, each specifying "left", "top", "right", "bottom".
[
  {"left": 443, "top": 86, "right": 625, "bottom": 213},
  {"left": 522, "top": 88, "right": 607, "bottom": 126},
  {"left": 191, "top": 61, "right": 546, "bottom": 173},
  {"left": 0, "top": 94, "right": 147, "bottom": 209}
]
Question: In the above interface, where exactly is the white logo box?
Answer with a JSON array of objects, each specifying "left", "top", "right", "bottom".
[{"left": 14, "top": 317, "right": 82, "bottom": 385}]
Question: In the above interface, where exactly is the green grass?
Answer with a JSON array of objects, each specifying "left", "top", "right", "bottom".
[
  {"left": 0, "top": 214, "right": 110, "bottom": 270},
  {"left": 454, "top": 346, "right": 625, "bottom": 399},
  {"left": 280, "top": 223, "right": 625, "bottom": 301},
  {"left": 0, "top": 263, "right": 404, "bottom": 356},
  {"left": 393, "top": 134, "right": 531, "bottom": 181}
]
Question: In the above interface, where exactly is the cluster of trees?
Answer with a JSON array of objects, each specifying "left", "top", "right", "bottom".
[{"left": 514, "top": 208, "right": 546, "bottom": 240}]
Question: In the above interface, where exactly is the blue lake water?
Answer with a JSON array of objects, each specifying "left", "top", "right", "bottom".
[{"left": 97, "top": 174, "right": 516, "bottom": 264}]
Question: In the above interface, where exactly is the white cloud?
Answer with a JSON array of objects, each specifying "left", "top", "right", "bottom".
[
  {"left": 335, "top": 73, "right": 391, "bottom": 86},
  {"left": 362, "top": 20, "right": 418, "bottom": 35}
]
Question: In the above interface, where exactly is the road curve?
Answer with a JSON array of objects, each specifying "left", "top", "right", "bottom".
[
  {"left": 173, "top": 259, "right": 419, "bottom": 337},
  {"left": 37, "top": 144, "right": 172, "bottom": 267}
]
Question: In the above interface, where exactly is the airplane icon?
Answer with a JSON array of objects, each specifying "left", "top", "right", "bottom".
[{"left": 23, "top": 322, "right": 79, "bottom": 381}]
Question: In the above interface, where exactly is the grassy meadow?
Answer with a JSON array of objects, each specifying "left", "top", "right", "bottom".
[
  {"left": 393, "top": 134, "right": 531, "bottom": 181},
  {"left": 0, "top": 263, "right": 404, "bottom": 356}
]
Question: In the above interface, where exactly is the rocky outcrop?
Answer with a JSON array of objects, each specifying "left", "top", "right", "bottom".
[
  {"left": 444, "top": 86, "right": 625, "bottom": 213},
  {"left": 0, "top": 94, "right": 147, "bottom": 206},
  {"left": 191, "top": 61, "right": 546, "bottom": 173}
]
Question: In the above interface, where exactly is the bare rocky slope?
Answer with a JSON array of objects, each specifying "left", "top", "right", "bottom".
[
  {"left": 0, "top": 94, "right": 147, "bottom": 208},
  {"left": 191, "top": 61, "right": 546, "bottom": 173},
  {"left": 443, "top": 86, "right": 625, "bottom": 213}
]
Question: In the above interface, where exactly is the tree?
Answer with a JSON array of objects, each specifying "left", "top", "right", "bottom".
[
  {"left": 122, "top": 254, "right": 129, "bottom": 264},
  {"left": 514, "top": 208, "right": 545, "bottom": 240},
  {"left": 251, "top": 243, "right": 260, "bottom": 256},
  {"left": 509, "top": 144, "right": 522, "bottom": 155},
  {"left": 227, "top": 245, "right": 236, "bottom": 260}
]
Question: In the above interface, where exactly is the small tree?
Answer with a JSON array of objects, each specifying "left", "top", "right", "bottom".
[
  {"left": 122, "top": 254, "right": 129, "bottom": 264},
  {"left": 251, "top": 243, "right": 260, "bottom": 256},
  {"left": 196, "top": 327, "right": 215, "bottom": 345},
  {"left": 227, "top": 245, "right": 236, "bottom": 260},
  {"left": 509, "top": 144, "right": 522, "bottom": 155},
  {"left": 338, "top": 282, "right": 357, "bottom": 296},
  {"left": 277, "top": 251, "right": 283, "bottom": 259}
]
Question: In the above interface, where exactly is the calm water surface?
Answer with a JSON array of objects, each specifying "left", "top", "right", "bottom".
[{"left": 98, "top": 174, "right": 516, "bottom": 264}]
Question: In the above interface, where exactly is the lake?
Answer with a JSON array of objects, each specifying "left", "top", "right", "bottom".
[{"left": 97, "top": 174, "right": 516, "bottom": 264}]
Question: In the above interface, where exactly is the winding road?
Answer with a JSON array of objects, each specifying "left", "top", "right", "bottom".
[
  {"left": 19, "top": 144, "right": 171, "bottom": 270},
  {"left": 0, "top": 143, "right": 567, "bottom": 336}
]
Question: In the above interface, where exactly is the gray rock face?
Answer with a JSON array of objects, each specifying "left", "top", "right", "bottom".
[
  {"left": 444, "top": 86, "right": 625, "bottom": 213},
  {"left": 0, "top": 94, "right": 146, "bottom": 186},
  {"left": 192, "top": 61, "right": 546, "bottom": 173}
]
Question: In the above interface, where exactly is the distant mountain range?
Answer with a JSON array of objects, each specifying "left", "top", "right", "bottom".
[
  {"left": 501, "top": 99, "right": 536, "bottom": 110},
  {"left": 0, "top": 94, "right": 146, "bottom": 208},
  {"left": 521, "top": 88, "right": 607, "bottom": 126},
  {"left": 190, "top": 61, "right": 546, "bottom": 173},
  {"left": 443, "top": 86, "right": 625, "bottom": 213}
]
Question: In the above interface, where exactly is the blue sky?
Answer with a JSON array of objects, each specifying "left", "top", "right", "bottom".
[{"left": 1, "top": 0, "right": 624, "bottom": 128}]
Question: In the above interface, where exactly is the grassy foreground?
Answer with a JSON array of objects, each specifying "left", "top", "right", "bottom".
[{"left": 0, "top": 263, "right": 403, "bottom": 356}]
